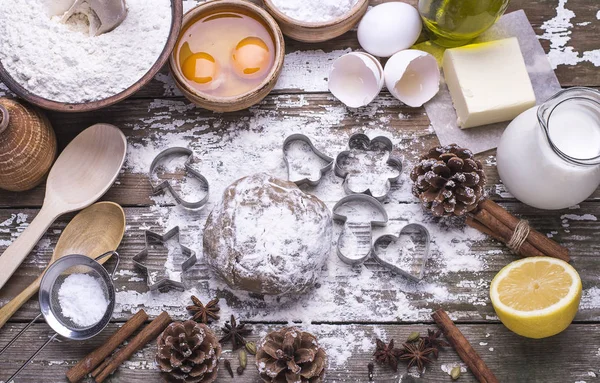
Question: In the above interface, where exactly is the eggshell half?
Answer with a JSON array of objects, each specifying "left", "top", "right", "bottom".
[
  {"left": 357, "top": 2, "right": 422, "bottom": 58},
  {"left": 329, "top": 52, "right": 384, "bottom": 108},
  {"left": 384, "top": 49, "right": 440, "bottom": 108}
]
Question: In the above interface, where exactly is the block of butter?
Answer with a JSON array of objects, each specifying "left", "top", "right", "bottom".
[{"left": 443, "top": 37, "right": 536, "bottom": 129}]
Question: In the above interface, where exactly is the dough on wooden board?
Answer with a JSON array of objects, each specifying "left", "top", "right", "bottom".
[{"left": 203, "top": 173, "right": 332, "bottom": 295}]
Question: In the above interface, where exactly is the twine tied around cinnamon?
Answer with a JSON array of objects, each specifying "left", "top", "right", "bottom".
[{"left": 507, "top": 220, "right": 531, "bottom": 254}]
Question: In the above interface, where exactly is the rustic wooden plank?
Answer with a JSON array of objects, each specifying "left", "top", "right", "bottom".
[
  {"left": 2, "top": 93, "right": 600, "bottom": 208},
  {"left": 1, "top": 322, "right": 599, "bottom": 382},
  {"left": 1, "top": 202, "right": 599, "bottom": 324}
]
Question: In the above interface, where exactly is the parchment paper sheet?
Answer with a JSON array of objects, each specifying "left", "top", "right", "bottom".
[{"left": 421, "top": 10, "right": 562, "bottom": 154}]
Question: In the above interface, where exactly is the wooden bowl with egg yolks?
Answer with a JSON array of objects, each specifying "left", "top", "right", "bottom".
[
  {"left": 0, "top": 0, "right": 183, "bottom": 113},
  {"left": 263, "top": 0, "right": 368, "bottom": 43},
  {"left": 169, "top": 0, "right": 285, "bottom": 112}
]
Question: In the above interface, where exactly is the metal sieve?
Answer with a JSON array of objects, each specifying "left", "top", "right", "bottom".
[{"left": 0, "top": 251, "right": 119, "bottom": 382}]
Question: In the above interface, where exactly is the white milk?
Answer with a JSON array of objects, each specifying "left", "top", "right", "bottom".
[{"left": 497, "top": 89, "right": 600, "bottom": 210}]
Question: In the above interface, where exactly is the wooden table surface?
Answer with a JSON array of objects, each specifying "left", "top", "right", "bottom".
[{"left": 1, "top": 0, "right": 599, "bottom": 382}]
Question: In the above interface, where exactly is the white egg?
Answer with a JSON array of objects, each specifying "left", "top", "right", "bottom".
[
  {"left": 384, "top": 49, "right": 440, "bottom": 108},
  {"left": 328, "top": 52, "right": 384, "bottom": 108},
  {"left": 357, "top": 2, "right": 422, "bottom": 58}
]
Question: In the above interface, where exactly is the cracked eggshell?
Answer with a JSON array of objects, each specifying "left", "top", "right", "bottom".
[
  {"left": 384, "top": 49, "right": 440, "bottom": 108},
  {"left": 357, "top": 2, "right": 422, "bottom": 58},
  {"left": 328, "top": 52, "right": 384, "bottom": 108}
]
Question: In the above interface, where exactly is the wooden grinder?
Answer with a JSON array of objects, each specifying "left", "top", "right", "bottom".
[{"left": 0, "top": 98, "right": 57, "bottom": 191}]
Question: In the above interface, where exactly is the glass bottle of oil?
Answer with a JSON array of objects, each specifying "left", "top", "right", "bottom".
[{"left": 418, "top": 0, "right": 510, "bottom": 47}]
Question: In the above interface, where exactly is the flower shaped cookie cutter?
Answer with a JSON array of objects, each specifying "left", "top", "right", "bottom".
[
  {"left": 335, "top": 133, "right": 403, "bottom": 201},
  {"left": 149, "top": 147, "right": 210, "bottom": 209},
  {"left": 283, "top": 134, "right": 334, "bottom": 187},
  {"left": 133, "top": 227, "right": 197, "bottom": 291}
]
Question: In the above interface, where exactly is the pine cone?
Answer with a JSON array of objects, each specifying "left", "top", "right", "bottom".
[
  {"left": 410, "top": 144, "right": 486, "bottom": 217},
  {"left": 256, "top": 327, "right": 327, "bottom": 383},
  {"left": 156, "top": 320, "right": 222, "bottom": 383}
]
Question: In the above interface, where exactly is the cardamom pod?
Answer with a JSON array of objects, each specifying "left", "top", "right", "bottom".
[
  {"left": 237, "top": 365, "right": 245, "bottom": 375},
  {"left": 407, "top": 331, "right": 420, "bottom": 342},
  {"left": 239, "top": 349, "right": 248, "bottom": 369},
  {"left": 224, "top": 360, "right": 234, "bottom": 378},
  {"left": 245, "top": 341, "right": 257, "bottom": 355},
  {"left": 451, "top": 366, "right": 461, "bottom": 380}
]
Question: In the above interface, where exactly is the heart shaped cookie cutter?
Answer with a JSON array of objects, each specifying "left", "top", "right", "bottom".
[
  {"left": 373, "top": 224, "right": 431, "bottom": 282},
  {"left": 149, "top": 147, "right": 210, "bottom": 209},
  {"left": 283, "top": 134, "right": 334, "bottom": 187},
  {"left": 335, "top": 133, "right": 403, "bottom": 201},
  {"left": 332, "top": 194, "right": 388, "bottom": 264}
]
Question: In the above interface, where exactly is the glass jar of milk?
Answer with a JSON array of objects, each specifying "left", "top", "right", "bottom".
[{"left": 497, "top": 87, "right": 600, "bottom": 210}]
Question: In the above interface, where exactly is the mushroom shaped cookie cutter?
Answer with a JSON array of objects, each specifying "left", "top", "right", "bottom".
[
  {"left": 335, "top": 133, "right": 403, "bottom": 201},
  {"left": 133, "top": 227, "right": 197, "bottom": 291},
  {"left": 283, "top": 134, "right": 334, "bottom": 187},
  {"left": 332, "top": 194, "right": 388, "bottom": 264},
  {"left": 149, "top": 147, "right": 210, "bottom": 209},
  {"left": 373, "top": 223, "right": 431, "bottom": 282}
]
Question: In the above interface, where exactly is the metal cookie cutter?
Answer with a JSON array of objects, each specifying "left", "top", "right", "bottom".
[
  {"left": 332, "top": 195, "right": 388, "bottom": 264},
  {"left": 335, "top": 133, "right": 403, "bottom": 201},
  {"left": 373, "top": 224, "right": 431, "bottom": 282},
  {"left": 150, "top": 147, "right": 210, "bottom": 209},
  {"left": 133, "top": 227, "right": 197, "bottom": 291},
  {"left": 283, "top": 134, "right": 334, "bottom": 187}
]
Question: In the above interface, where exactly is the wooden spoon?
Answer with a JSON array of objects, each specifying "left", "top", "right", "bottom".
[
  {"left": 0, "top": 123, "right": 126, "bottom": 290},
  {"left": 0, "top": 202, "right": 126, "bottom": 329}
]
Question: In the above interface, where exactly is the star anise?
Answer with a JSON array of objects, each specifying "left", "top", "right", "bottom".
[
  {"left": 374, "top": 338, "right": 404, "bottom": 371},
  {"left": 400, "top": 340, "right": 436, "bottom": 373},
  {"left": 186, "top": 295, "right": 220, "bottom": 324},
  {"left": 420, "top": 329, "right": 450, "bottom": 358},
  {"left": 219, "top": 314, "right": 252, "bottom": 350}
]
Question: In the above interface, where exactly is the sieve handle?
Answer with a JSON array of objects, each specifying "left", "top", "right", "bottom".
[
  {"left": 94, "top": 251, "right": 120, "bottom": 279},
  {"left": 5, "top": 332, "right": 58, "bottom": 382}
]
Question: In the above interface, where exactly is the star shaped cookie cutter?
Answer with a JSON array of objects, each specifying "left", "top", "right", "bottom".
[
  {"left": 149, "top": 147, "right": 210, "bottom": 209},
  {"left": 133, "top": 227, "right": 197, "bottom": 291}
]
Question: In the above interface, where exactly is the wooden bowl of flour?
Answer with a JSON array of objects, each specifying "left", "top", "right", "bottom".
[
  {"left": 0, "top": 0, "right": 183, "bottom": 112},
  {"left": 263, "top": 0, "right": 368, "bottom": 43}
]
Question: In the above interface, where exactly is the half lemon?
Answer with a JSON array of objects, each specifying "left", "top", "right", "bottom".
[{"left": 490, "top": 256, "right": 581, "bottom": 339}]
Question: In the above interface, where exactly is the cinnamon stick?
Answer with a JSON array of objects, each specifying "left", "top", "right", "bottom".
[
  {"left": 94, "top": 311, "right": 172, "bottom": 383},
  {"left": 479, "top": 200, "right": 569, "bottom": 262},
  {"left": 432, "top": 309, "right": 498, "bottom": 383},
  {"left": 472, "top": 208, "right": 546, "bottom": 258},
  {"left": 465, "top": 216, "right": 505, "bottom": 243},
  {"left": 66, "top": 309, "right": 148, "bottom": 383}
]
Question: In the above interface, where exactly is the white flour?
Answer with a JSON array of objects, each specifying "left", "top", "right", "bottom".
[
  {"left": 58, "top": 273, "right": 109, "bottom": 327},
  {"left": 0, "top": 0, "right": 171, "bottom": 103},
  {"left": 270, "top": 0, "right": 359, "bottom": 23}
]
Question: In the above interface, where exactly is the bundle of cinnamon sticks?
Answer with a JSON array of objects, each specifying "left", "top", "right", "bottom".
[
  {"left": 467, "top": 200, "right": 569, "bottom": 262},
  {"left": 66, "top": 310, "right": 171, "bottom": 383}
]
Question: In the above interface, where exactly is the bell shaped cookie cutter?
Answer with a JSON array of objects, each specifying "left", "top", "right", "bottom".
[
  {"left": 373, "top": 224, "right": 431, "bottom": 282},
  {"left": 133, "top": 227, "right": 197, "bottom": 291},
  {"left": 335, "top": 133, "right": 403, "bottom": 201},
  {"left": 149, "top": 147, "right": 210, "bottom": 209},
  {"left": 332, "top": 195, "right": 388, "bottom": 264},
  {"left": 283, "top": 134, "right": 334, "bottom": 187}
]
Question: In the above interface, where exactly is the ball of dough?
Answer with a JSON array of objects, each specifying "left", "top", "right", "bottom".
[{"left": 203, "top": 173, "right": 332, "bottom": 295}]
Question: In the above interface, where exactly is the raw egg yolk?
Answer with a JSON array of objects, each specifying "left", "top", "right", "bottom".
[
  {"left": 232, "top": 37, "right": 270, "bottom": 77},
  {"left": 182, "top": 52, "right": 218, "bottom": 84}
]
